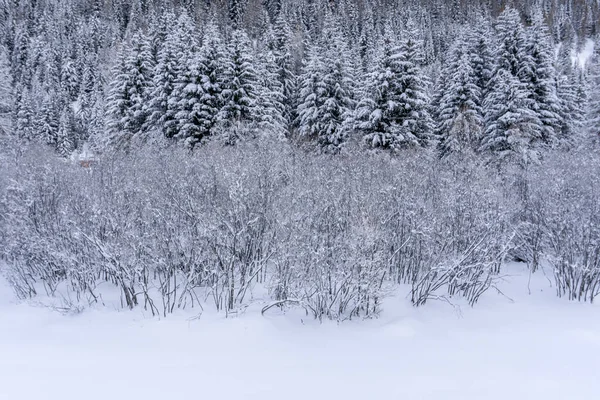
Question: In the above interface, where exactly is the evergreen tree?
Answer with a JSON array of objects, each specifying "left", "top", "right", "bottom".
[
  {"left": 14, "top": 86, "right": 35, "bottom": 141},
  {"left": 255, "top": 48, "right": 287, "bottom": 138},
  {"left": 37, "top": 92, "right": 59, "bottom": 146},
  {"left": 556, "top": 51, "right": 585, "bottom": 146},
  {"left": 481, "top": 68, "right": 542, "bottom": 163},
  {"left": 105, "top": 33, "right": 154, "bottom": 150},
  {"left": 523, "top": 12, "right": 562, "bottom": 145},
  {"left": 175, "top": 20, "right": 226, "bottom": 148},
  {"left": 61, "top": 57, "right": 80, "bottom": 102},
  {"left": 296, "top": 42, "right": 326, "bottom": 144},
  {"left": 392, "top": 20, "right": 434, "bottom": 148},
  {"left": 56, "top": 107, "right": 75, "bottom": 157},
  {"left": 316, "top": 17, "right": 354, "bottom": 153},
  {"left": 355, "top": 24, "right": 408, "bottom": 151},
  {"left": 218, "top": 29, "right": 259, "bottom": 132},
  {"left": 587, "top": 40, "right": 600, "bottom": 143},
  {"left": 469, "top": 16, "right": 495, "bottom": 103},
  {"left": 271, "top": 13, "right": 297, "bottom": 128},
  {"left": 436, "top": 32, "right": 484, "bottom": 156},
  {"left": 0, "top": 45, "right": 13, "bottom": 135},
  {"left": 229, "top": 0, "right": 247, "bottom": 29},
  {"left": 482, "top": 7, "right": 542, "bottom": 160},
  {"left": 145, "top": 23, "right": 187, "bottom": 139}
]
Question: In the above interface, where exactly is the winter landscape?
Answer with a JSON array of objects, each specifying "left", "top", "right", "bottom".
[{"left": 1, "top": 0, "right": 600, "bottom": 398}]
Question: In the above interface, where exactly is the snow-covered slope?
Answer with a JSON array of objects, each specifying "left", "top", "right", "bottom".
[{"left": 0, "top": 263, "right": 598, "bottom": 400}]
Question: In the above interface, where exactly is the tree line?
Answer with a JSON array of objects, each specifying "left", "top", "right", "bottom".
[{"left": 0, "top": 0, "right": 598, "bottom": 161}]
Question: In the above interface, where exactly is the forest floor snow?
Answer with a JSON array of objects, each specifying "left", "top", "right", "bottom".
[{"left": 0, "top": 263, "right": 599, "bottom": 400}]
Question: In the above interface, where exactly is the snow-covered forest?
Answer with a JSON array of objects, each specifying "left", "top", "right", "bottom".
[{"left": 1, "top": 0, "right": 600, "bottom": 319}]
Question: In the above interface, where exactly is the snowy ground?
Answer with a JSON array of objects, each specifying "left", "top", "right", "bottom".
[{"left": 1, "top": 263, "right": 599, "bottom": 400}]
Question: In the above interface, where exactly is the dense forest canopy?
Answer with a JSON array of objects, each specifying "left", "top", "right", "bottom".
[{"left": 0, "top": 0, "right": 599, "bottom": 158}]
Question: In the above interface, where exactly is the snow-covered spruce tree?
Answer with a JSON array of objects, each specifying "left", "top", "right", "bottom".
[
  {"left": 468, "top": 15, "right": 496, "bottom": 104},
  {"left": 495, "top": 7, "right": 531, "bottom": 81},
  {"left": 481, "top": 68, "right": 542, "bottom": 163},
  {"left": 37, "top": 92, "right": 59, "bottom": 147},
  {"left": 61, "top": 57, "right": 80, "bottom": 102},
  {"left": 255, "top": 48, "right": 287, "bottom": 138},
  {"left": 523, "top": 12, "right": 562, "bottom": 146},
  {"left": 481, "top": 7, "right": 542, "bottom": 162},
  {"left": 436, "top": 30, "right": 484, "bottom": 157},
  {"left": 76, "top": 54, "right": 103, "bottom": 144},
  {"left": 355, "top": 24, "right": 408, "bottom": 151},
  {"left": 105, "top": 33, "right": 154, "bottom": 151},
  {"left": 229, "top": 0, "right": 247, "bottom": 29},
  {"left": 587, "top": 39, "right": 600, "bottom": 144},
  {"left": 392, "top": 19, "right": 434, "bottom": 148},
  {"left": 217, "top": 28, "right": 259, "bottom": 145},
  {"left": 56, "top": 107, "right": 75, "bottom": 158},
  {"left": 0, "top": 45, "right": 14, "bottom": 135},
  {"left": 271, "top": 12, "right": 297, "bottom": 129},
  {"left": 556, "top": 51, "right": 586, "bottom": 147},
  {"left": 175, "top": 20, "right": 226, "bottom": 148},
  {"left": 145, "top": 13, "right": 196, "bottom": 140},
  {"left": 14, "top": 86, "right": 35, "bottom": 141},
  {"left": 296, "top": 41, "right": 326, "bottom": 144},
  {"left": 311, "top": 16, "right": 354, "bottom": 153}
]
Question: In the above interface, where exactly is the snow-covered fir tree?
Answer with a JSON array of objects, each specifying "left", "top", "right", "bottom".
[
  {"left": 255, "top": 48, "right": 287, "bottom": 138},
  {"left": 586, "top": 38, "right": 600, "bottom": 144},
  {"left": 105, "top": 33, "right": 154, "bottom": 151},
  {"left": 391, "top": 19, "right": 434, "bottom": 148},
  {"left": 296, "top": 41, "right": 326, "bottom": 144},
  {"left": 355, "top": 24, "right": 410, "bottom": 151},
  {"left": 436, "top": 29, "right": 484, "bottom": 156},
  {"left": 523, "top": 12, "right": 562, "bottom": 146},
  {"left": 481, "top": 68, "right": 542, "bottom": 163},
  {"left": 56, "top": 107, "right": 75, "bottom": 157},
  {"left": 37, "top": 93, "right": 60, "bottom": 147},
  {"left": 0, "top": 45, "right": 13, "bottom": 135},
  {"left": 144, "top": 13, "right": 187, "bottom": 140},
  {"left": 315, "top": 16, "right": 355, "bottom": 153},
  {"left": 218, "top": 28, "right": 260, "bottom": 143},
  {"left": 175, "top": 20, "right": 226, "bottom": 148}
]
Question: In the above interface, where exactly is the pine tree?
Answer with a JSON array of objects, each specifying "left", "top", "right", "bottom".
[
  {"left": 105, "top": 33, "right": 154, "bottom": 151},
  {"left": 469, "top": 16, "right": 495, "bottom": 103},
  {"left": 0, "top": 45, "right": 13, "bottom": 135},
  {"left": 495, "top": 7, "right": 530, "bottom": 80},
  {"left": 587, "top": 40, "right": 600, "bottom": 144},
  {"left": 271, "top": 13, "right": 297, "bottom": 128},
  {"left": 218, "top": 28, "right": 259, "bottom": 135},
  {"left": 392, "top": 19, "right": 434, "bottom": 148},
  {"left": 556, "top": 51, "right": 585, "bottom": 146},
  {"left": 175, "top": 20, "right": 226, "bottom": 148},
  {"left": 481, "top": 68, "right": 542, "bottom": 163},
  {"left": 314, "top": 17, "right": 354, "bottom": 153},
  {"left": 145, "top": 23, "right": 187, "bottom": 139},
  {"left": 255, "top": 48, "right": 287, "bottom": 138},
  {"left": 436, "top": 32, "right": 484, "bottom": 156},
  {"left": 229, "top": 0, "right": 247, "bottom": 29},
  {"left": 14, "top": 86, "right": 35, "bottom": 141},
  {"left": 37, "top": 92, "right": 59, "bottom": 146},
  {"left": 296, "top": 42, "right": 326, "bottom": 144},
  {"left": 523, "top": 12, "right": 562, "bottom": 145},
  {"left": 355, "top": 24, "right": 408, "bottom": 151},
  {"left": 56, "top": 107, "right": 75, "bottom": 157},
  {"left": 482, "top": 7, "right": 542, "bottom": 161},
  {"left": 61, "top": 57, "right": 80, "bottom": 102}
]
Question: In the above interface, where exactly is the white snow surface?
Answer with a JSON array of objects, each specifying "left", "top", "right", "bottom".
[{"left": 1, "top": 263, "right": 599, "bottom": 400}]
